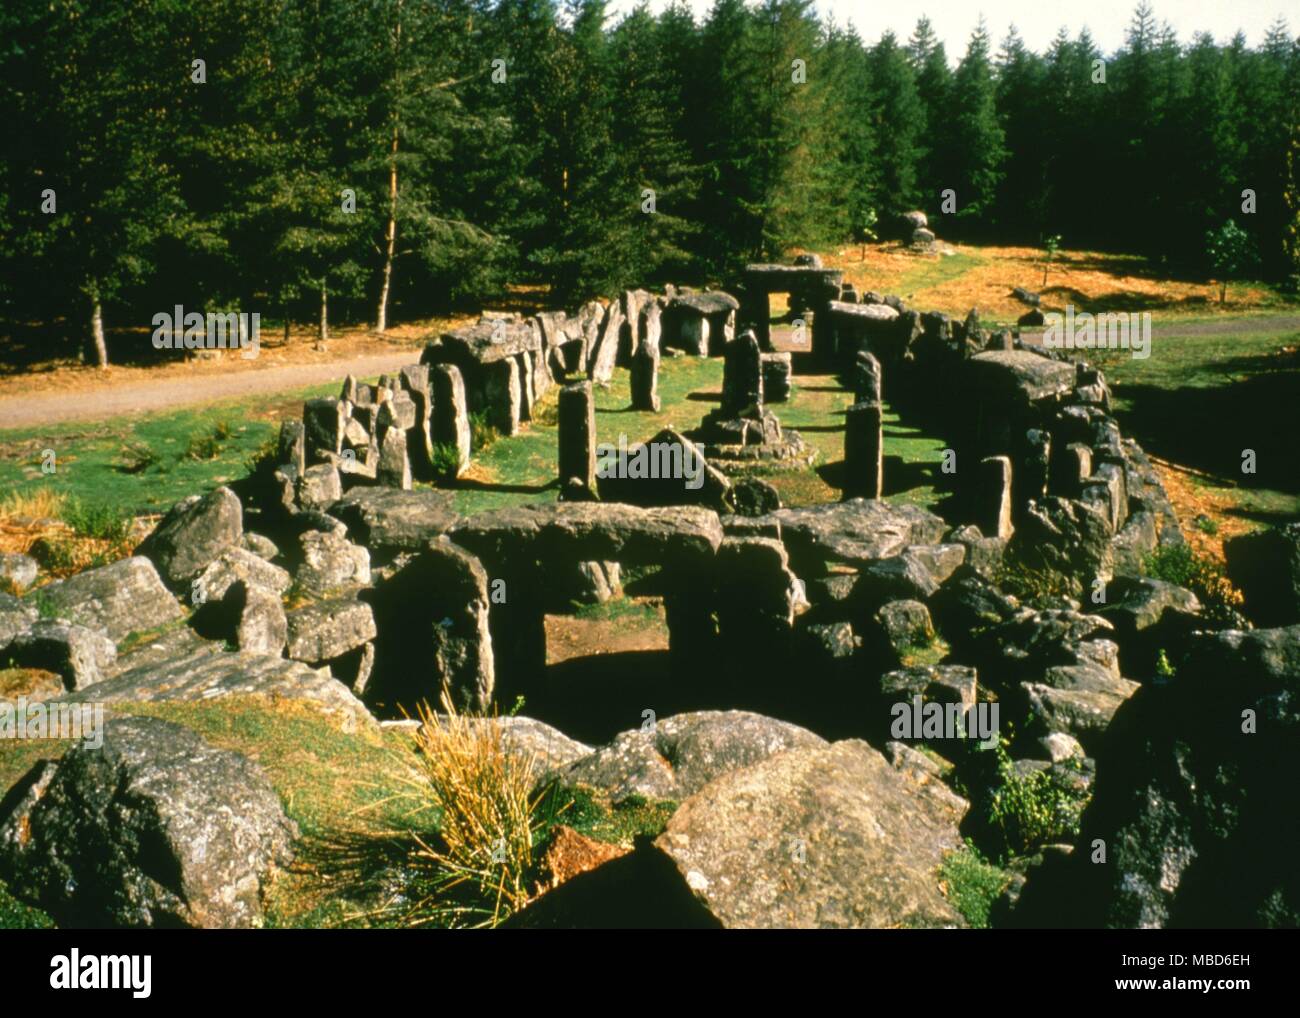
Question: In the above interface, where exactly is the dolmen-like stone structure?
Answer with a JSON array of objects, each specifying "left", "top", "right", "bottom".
[{"left": 8, "top": 253, "right": 1298, "bottom": 931}]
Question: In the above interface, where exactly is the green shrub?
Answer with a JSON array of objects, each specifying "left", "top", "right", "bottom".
[
  {"left": 468, "top": 410, "right": 499, "bottom": 453},
  {"left": 243, "top": 437, "right": 280, "bottom": 477},
  {"left": 116, "top": 440, "right": 162, "bottom": 475},
  {"left": 62, "top": 496, "right": 133, "bottom": 542},
  {"left": 184, "top": 421, "right": 234, "bottom": 462},
  {"left": 1143, "top": 544, "right": 1243, "bottom": 628},
  {"left": 995, "top": 553, "right": 1078, "bottom": 608},
  {"left": 940, "top": 842, "right": 1012, "bottom": 928},
  {"left": 430, "top": 442, "right": 463, "bottom": 480},
  {"left": 980, "top": 740, "right": 1089, "bottom": 860}
]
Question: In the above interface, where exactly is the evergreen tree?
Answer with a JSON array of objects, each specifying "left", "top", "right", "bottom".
[
  {"left": 943, "top": 20, "right": 1006, "bottom": 235},
  {"left": 868, "top": 31, "right": 925, "bottom": 218}
]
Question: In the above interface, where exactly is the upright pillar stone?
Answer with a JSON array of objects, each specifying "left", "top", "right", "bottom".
[
  {"left": 485, "top": 358, "right": 522, "bottom": 436},
  {"left": 377, "top": 426, "right": 412, "bottom": 490},
  {"left": 721, "top": 330, "right": 763, "bottom": 415},
  {"left": 843, "top": 401, "right": 884, "bottom": 500},
  {"left": 630, "top": 306, "right": 661, "bottom": 412},
  {"left": 558, "top": 381, "right": 597, "bottom": 496},
  {"left": 978, "top": 455, "right": 1014, "bottom": 539},
  {"left": 853, "top": 350, "right": 883, "bottom": 403},
  {"left": 1017, "top": 428, "right": 1051, "bottom": 514},
  {"left": 431, "top": 364, "right": 471, "bottom": 477}
]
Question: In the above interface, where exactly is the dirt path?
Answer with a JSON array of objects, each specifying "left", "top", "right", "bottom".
[{"left": 0, "top": 351, "right": 417, "bottom": 429}]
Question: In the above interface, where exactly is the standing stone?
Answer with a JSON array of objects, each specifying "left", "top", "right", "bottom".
[
  {"left": 978, "top": 456, "right": 1014, "bottom": 540},
  {"left": 377, "top": 426, "right": 412, "bottom": 490},
  {"left": 558, "top": 381, "right": 597, "bottom": 497},
  {"left": 854, "top": 351, "right": 883, "bottom": 403},
  {"left": 682, "top": 314, "right": 710, "bottom": 357},
  {"left": 630, "top": 312, "right": 661, "bottom": 412},
  {"left": 340, "top": 374, "right": 358, "bottom": 403},
  {"left": 407, "top": 386, "right": 435, "bottom": 480},
  {"left": 277, "top": 420, "right": 306, "bottom": 475},
  {"left": 303, "top": 398, "right": 347, "bottom": 464},
  {"left": 721, "top": 330, "right": 763, "bottom": 416},
  {"left": 485, "top": 358, "right": 522, "bottom": 436},
  {"left": 1018, "top": 429, "right": 1051, "bottom": 510},
  {"left": 364, "top": 538, "right": 496, "bottom": 713},
  {"left": 1052, "top": 441, "right": 1092, "bottom": 497},
  {"left": 761, "top": 352, "right": 792, "bottom": 402},
  {"left": 843, "top": 402, "right": 884, "bottom": 500},
  {"left": 400, "top": 364, "right": 430, "bottom": 397},
  {"left": 588, "top": 301, "right": 623, "bottom": 384},
  {"left": 517, "top": 352, "right": 536, "bottom": 422},
  {"left": 431, "top": 364, "right": 471, "bottom": 476}
]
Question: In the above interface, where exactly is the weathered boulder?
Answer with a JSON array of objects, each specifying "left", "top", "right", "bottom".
[
  {"left": 653, "top": 739, "right": 965, "bottom": 927},
  {"left": 191, "top": 546, "right": 291, "bottom": 606},
  {"left": 363, "top": 538, "right": 495, "bottom": 713},
  {"left": 285, "top": 597, "right": 377, "bottom": 665},
  {"left": 192, "top": 580, "right": 287, "bottom": 656},
  {"left": 296, "top": 463, "right": 342, "bottom": 512},
  {"left": 0, "top": 716, "right": 296, "bottom": 928},
  {"left": 1012, "top": 624, "right": 1300, "bottom": 928},
  {"left": 135, "top": 487, "right": 243, "bottom": 591},
  {"left": 558, "top": 710, "right": 826, "bottom": 804},
  {"left": 767, "top": 499, "right": 946, "bottom": 576},
  {"left": 32, "top": 557, "right": 183, "bottom": 642},
  {"left": 327, "top": 487, "right": 459, "bottom": 555},
  {"left": 1096, "top": 576, "right": 1201, "bottom": 677},
  {"left": 0, "top": 553, "right": 38, "bottom": 591},
  {"left": 1013, "top": 496, "right": 1114, "bottom": 590},
  {"left": 0, "top": 592, "right": 38, "bottom": 645},
  {"left": 70, "top": 641, "right": 375, "bottom": 734},
  {"left": 448, "top": 503, "right": 723, "bottom": 578},
  {"left": 3, "top": 620, "right": 117, "bottom": 691},
  {"left": 296, "top": 530, "right": 371, "bottom": 596}
]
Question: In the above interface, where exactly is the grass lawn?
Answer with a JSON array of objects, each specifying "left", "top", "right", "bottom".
[
  {"left": 0, "top": 381, "right": 345, "bottom": 519},
  {"left": 449, "top": 354, "right": 950, "bottom": 515},
  {"left": 1087, "top": 320, "right": 1300, "bottom": 547}
]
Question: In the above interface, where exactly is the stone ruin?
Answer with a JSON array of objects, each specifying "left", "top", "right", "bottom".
[{"left": 3, "top": 255, "right": 1299, "bottom": 930}]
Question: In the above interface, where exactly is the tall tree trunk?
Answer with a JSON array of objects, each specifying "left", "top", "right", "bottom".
[
  {"left": 317, "top": 285, "right": 329, "bottom": 350},
  {"left": 376, "top": 121, "right": 399, "bottom": 333},
  {"left": 90, "top": 291, "right": 108, "bottom": 369}
]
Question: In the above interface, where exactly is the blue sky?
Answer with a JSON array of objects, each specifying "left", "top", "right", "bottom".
[{"left": 606, "top": 1, "right": 1294, "bottom": 56}]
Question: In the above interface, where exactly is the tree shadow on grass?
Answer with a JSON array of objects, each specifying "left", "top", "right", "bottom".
[{"left": 1113, "top": 366, "right": 1300, "bottom": 496}]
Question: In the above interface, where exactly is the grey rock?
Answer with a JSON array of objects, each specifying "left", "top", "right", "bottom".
[
  {"left": 5, "top": 620, "right": 117, "bottom": 691},
  {"left": 0, "top": 716, "right": 296, "bottom": 928},
  {"left": 72, "top": 639, "right": 374, "bottom": 734},
  {"left": 559, "top": 710, "right": 826, "bottom": 804},
  {"left": 0, "top": 553, "right": 38, "bottom": 591},
  {"left": 296, "top": 530, "right": 371, "bottom": 595},
  {"left": 655, "top": 739, "right": 965, "bottom": 928},
  {"left": 135, "top": 487, "right": 243, "bottom": 590},
  {"left": 191, "top": 546, "right": 291, "bottom": 605},
  {"left": 285, "top": 597, "right": 377, "bottom": 665},
  {"left": 33, "top": 557, "right": 183, "bottom": 642},
  {"left": 327, "top": 487, "right": 459, "bottom": 555}
]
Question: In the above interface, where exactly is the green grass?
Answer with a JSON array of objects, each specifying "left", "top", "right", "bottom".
[
  {"left": 446, "top": 355, "right": 950, "bottom": 516},
  {"left": 571, "top": 596, "right": 660, "bottom": 626},
  {"left": 0, "top": 381, "right": 343, "bottom": 518},
  {"left": 940, "top": 843, "right": 1012, "bottom": 928},
  {"left": 1089, "top": 319, "right": 1300, "bottom": 524},
  {"left": 896, "top": 251, "right": 985, "bottom": 296}
]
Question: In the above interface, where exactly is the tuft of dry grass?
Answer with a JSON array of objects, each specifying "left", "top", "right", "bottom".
[
  {"left": 0, "top": 489, "right": 140, "bottom": 581},
  {"left": 375, "top": 690, "right": 552, "bottom": 928}
]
